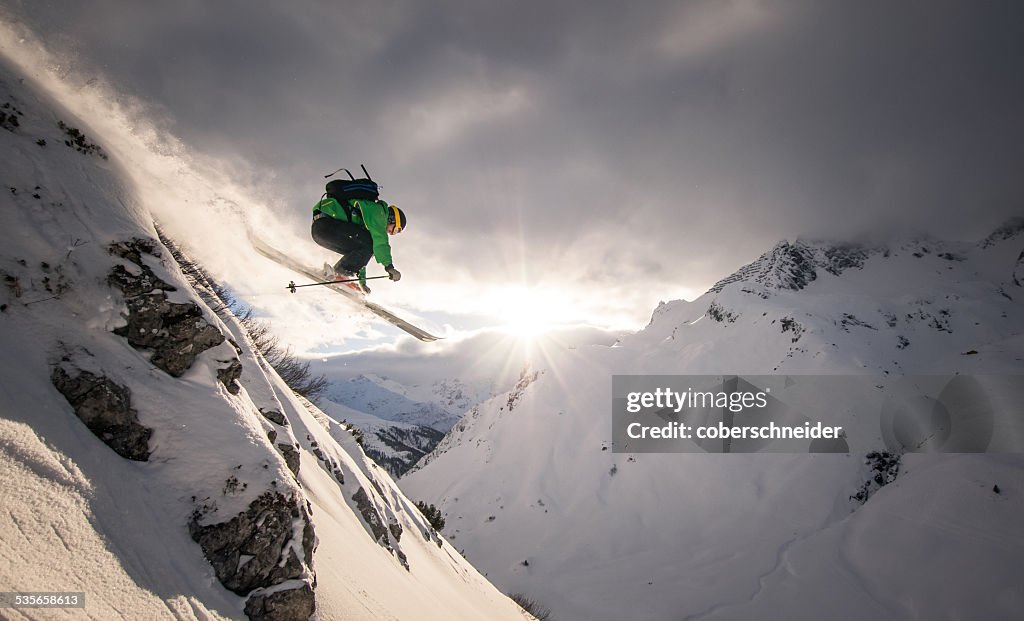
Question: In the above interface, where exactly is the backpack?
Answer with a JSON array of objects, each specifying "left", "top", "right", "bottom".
[
  {"left": 318, "top": 179, "right": 376, "bottom": 223},
  {"left": 325, "top": 178, "right": 379, "bottom": 202}
]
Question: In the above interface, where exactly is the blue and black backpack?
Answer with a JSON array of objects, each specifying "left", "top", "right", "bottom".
[
  {"left": 320, "top": 165, "right": 380, "bottom": 222},
  {"left": 325, "top": 178, "right": 379, "bottom": 202}
]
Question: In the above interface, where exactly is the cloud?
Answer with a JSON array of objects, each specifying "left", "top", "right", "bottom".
[
  {"left": 4, "top": 1, "right": 1023, "bottom": 354},
  {"left": 384, "top": 79, "right": 533, "bottom": 156},
  {"left": 653, "top": 0, "right": 779, "bottom": 65}
]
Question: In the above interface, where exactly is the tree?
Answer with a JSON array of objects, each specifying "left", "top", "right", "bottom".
[{"left": 414, "top": 501, "right": 445, "bottom": 531}]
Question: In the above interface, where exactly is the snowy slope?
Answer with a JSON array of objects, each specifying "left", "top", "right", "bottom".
[
  {"left": 0, "top": 49, "right": 531, "bottom": 621},
  {"left": 402, "top": 227, "right": 1024, "bottom": 620}
]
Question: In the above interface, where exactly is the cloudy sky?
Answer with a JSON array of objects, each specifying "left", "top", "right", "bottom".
[{"left": 3, "top": 1, "right": 1022, "bottom": 352}]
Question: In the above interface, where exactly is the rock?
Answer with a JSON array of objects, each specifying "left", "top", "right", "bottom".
[
  {"left": 277, "top": 444, "right": 300, "bottom": 476},
  {"left": 506, "top": 368, "right": 539, "bottom": 412},
  {"left": 707, "top": 301, "right": 738, "bottom": 323},
  {"left": 108, "top": 238, "right": 224, "bottom": 377},
  {"left": 107, "top": 237, "right": 161, "bottom": 264},
  {"left": 51, "top": 367, "right": 151, "bottom": 461},
  {"left": 107, "top": 263, "right": 176, "bottom": 297},
  {"left": 189, "top": 491, "right": 315, "bottom": 595},
  {"left": 850, "top": 451, "right": 901, "bottom": 505},
  {"left": 823, "top": 243, "right": 870, "bottom": 275},
  {"left": 112, "top": 293, "right": 225, "bottom": 376},
  {"left": 260, "top": 409, "right": 288, "bottom": 426},
  {"left": 106, "top": 238, "right": 176, "bottom": 296},
  {"left": 217, "top": 359, "right": 243, "bottom": 394},
  {"left": 708, "top": 240, "right": 880, "bottom": 295},
  {"left": 978, "top": 217, "right": 1024, "bottom": 248},
  {"left": 244, "top": 583, "right": 316, "bottom": 621},
  {"left": 352, "top": 487, "right": 389, "bottom": 544}
]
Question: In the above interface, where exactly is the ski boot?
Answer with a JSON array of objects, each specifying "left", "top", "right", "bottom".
[{"left": 323, "top": 264, "right": 370, "bottom": 295}]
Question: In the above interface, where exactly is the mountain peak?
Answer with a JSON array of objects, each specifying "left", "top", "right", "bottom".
[
  {"left": 707, "top": 238, "right": 877, "bottom": 294},
  {"left": 707, "top": 217, "right": 1023, "bottom": 297},
  {"left": 979, "top": 216, "right": 1024, "bottom": 248}
]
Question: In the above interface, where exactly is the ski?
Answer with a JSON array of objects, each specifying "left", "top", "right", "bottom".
[{"left": 247, "top": 232, "right": 443, "bottom": 342}]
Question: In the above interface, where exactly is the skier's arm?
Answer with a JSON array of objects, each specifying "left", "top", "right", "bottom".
[{"left": 357, "top": 200, "right": 394, "bottom": 267}]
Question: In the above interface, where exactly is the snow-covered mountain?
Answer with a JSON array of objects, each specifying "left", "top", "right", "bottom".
[
  {"left": 315, "top": 395, "right": 444, "bottom": 477},
  {"left": 314, "top": 328, "right": 622, "bottom": 475},
  {"left": 0, "top": 52, "right": 532, "bottom": 620},
  {"left": 402, "top": 223, "right": 1024, "bottom": 620},
  {"left": 314, "top": 374, "right": 491, "bottom": 476},
  {"left": 322, "top": 373, "right": 472, "bottom": 432}
]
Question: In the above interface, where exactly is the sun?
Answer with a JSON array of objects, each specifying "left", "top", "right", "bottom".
[
  {"left": 503, "top": 308, "right": 554, "bottom": 339},
  {"left": 487, "top": 285, "right": 577, "bottom": 339}
]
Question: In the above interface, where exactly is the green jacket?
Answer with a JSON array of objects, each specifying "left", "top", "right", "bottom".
[{"left": 314, "top": 197, "right": 394, "bottom": 267}]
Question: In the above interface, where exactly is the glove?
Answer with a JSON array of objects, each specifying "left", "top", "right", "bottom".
[{"left": 385, "top": 264, "right": 402, "bottom": 282}]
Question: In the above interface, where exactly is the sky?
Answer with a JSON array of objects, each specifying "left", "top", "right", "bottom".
[{"left": 2, "top": 0, "right": 1022, "bottom": 354}]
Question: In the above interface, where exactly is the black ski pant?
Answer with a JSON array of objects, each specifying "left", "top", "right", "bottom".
[{"left": 311, "top": 216, "right": 373, "bottom": 274}]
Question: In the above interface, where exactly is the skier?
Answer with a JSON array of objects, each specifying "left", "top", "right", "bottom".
[{"left": 311, "top": 174, "right": 405, "bottom": 295}]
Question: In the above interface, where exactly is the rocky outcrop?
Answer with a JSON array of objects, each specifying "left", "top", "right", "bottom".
[
  {"left": 308, "top": 438, "right": 345, "bottom": 485},
  {"left": 189, "top": 491, "right": 316, "bottom": 597},
  {"left": 707, "top": 301, "right": 738, "bottom": 323},
  {"left": 505, "top": 368, "right": 539, "bottom": 412},
  {"left": 113, "top": 294, "right": 225, "bottom": 376},
  {"left": 978, "top": 216, "right": 1024, "bottom": 248},
  {"left": 709, "top": 241, "right": 819, "bottom": 293},
  {"left": 105, "top": 239, "right": 318, "bottom": 618},
  {"left": 260, "top": 409, "right": 288, "bottom": 426},
  {"left": 277, "top": 443, "right": 300, "bottom": 476},
  {"left": 107, "top": 238, "right": 235, "bottom": 378},
  {"left": 350, "top": 485, "right": 409, "bottom": 570},
  {"left": 51, "top": 366, "right": 152, "bottom": 461},
  {"left": 708, "top": 239, "right": 881, "bottom": 294},
  {"left": 217, "top": 359, "right": 243, "bottom": 394},
  {"left": 107, "top": 238, "right": 176, "bottom": 295},
  {"left": 243, "top": 583, "right": 316, "bottom": 621},
  {"left": 352, "top": 486, "right": 389, "bottom": 543}
]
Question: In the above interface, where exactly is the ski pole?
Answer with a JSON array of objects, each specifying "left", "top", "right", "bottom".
[{"left": 287, "top": 275, "right": 391, "bottom": 293}]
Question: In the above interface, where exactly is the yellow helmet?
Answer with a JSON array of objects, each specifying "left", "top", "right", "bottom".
[{"left": 388, "top": 205, "right": 407, "bottom": 234}]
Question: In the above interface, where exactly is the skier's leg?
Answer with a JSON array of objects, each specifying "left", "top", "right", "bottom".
[
  {"left": 333, "top": 230, "right": 374, "bottom": 274},
  {"left": 311, "top": 218, "right": 357, "bottom": 255},
  {"left": 312, "top": 218, "right": 373, "bottom": 270}
]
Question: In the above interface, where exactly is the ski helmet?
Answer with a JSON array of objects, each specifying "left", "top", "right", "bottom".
[{"left": 388, "top": 205, "right": 407, "bottom": 234}]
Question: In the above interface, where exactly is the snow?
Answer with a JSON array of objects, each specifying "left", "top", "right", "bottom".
[
  {"left": 0, "top": 41, "right": 529, "bottom": 621},
  {"left": 3, "top": 16, "right": 1022, "bottom": 621},
  {"left": 402, "top": 231, "right": 1024, "bottom": 619}
]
